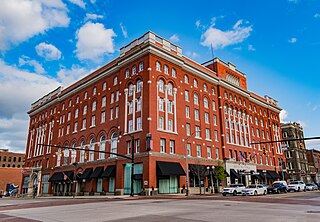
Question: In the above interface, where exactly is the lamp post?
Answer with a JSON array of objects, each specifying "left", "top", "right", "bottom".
[
  {"left": 71, "top": 162, "right": 83, "bottom": 198},
  {"left": 207, "top": 166, "right": 215, "bottom": 194},
  {"left": 184, "top": 130, "right": 200, "bottom": 196},
  {"left": 262, "top": 170, "right": 267, "bottom": 184}
]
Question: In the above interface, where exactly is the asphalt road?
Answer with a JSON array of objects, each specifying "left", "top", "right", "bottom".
[{"left": 0, "top": 191, "right": 319, "bottom": 222}]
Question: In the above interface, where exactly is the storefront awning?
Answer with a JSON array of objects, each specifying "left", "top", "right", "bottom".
[
  {"left": 90, "top": 166, "right": 104, "bottom": 179},
  {"left": 49, "top": 172, "right": 63, "bottom": 182},
  {"left": 156, "top": 161, "right": 186, "bottom": 176},
  {"left": 230, "top": 169, "right": 241, "bottom": 179},
  {"left": 101, "top": 165, "right": 116, "bottom": 178},
  {"left": 79, "top": 168, "right": 93, "bottom": 180},
  {"left": 267, "top": 170, "right": 281, "bottom": 179},
  {"left": 279, "top": 172, "right": 290, "bottom": 180}
]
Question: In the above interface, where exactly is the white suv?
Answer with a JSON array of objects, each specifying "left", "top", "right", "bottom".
[
  {"left": 287, "top": 181, "right": 306, "bottom": 192},
  {"left": 222, "top": 184, "right": 245, "bottom": 196}
]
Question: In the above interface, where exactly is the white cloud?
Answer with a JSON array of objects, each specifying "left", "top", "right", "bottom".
[
  {"left": 196, "top": 20, "right": 201, "bottom": 28},
  {"left": 233, "top": 46, "right": 242, "bottom": 50},
  {"left": 186, "top": 51, "right": 199, "bottom": 59},
  {"left": 57, "top": 65, "right": 89, "bottom": 87},
  {"left": 18, "top": 56, "right": 46, "bottom": 74},
  {"left": 35, "top": 42, "right": 62, "bottom": 60},
  {"left": 248, "top": 44, "right": 256, "bottom": 51},
  {"left": 120, "top": 23, "right": 128, "bottom": 38},
  {"left": 305, "top": 140, "right": 320, "bottom": 150},
  {"left": 280, "top": 109, "right": 288, "bottom": 123},
  {"left": 0, "top": 0, "right": 70, "bottom": 51},
  {"left": 314, "top": 13, "right": 320, "bottom": 18},
  {"left": 201, "top": 19, "right": 253, "bottom": 50},
  {"left": 0, "top": 59, "right": 60, "bottom": 152},
  {"left": 169, "top": 34, "right": 180, "bottom": 42},
  {"left": 85, "top": 13, "right": 104, "bottom": 21},
  {"left": 68, "top": 0, "right": 85, "bottom": 8},
  {"left": 288, "top": 37, "right": 297, "bottom": 43},
  {"left": 75, "top": 22, "right": 116, "bottom": 61},
  {"left": 90, "top": 0, "right": 96, "bottom": 3}
]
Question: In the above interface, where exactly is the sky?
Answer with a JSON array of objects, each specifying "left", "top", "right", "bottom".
[{"left": 0, "top": 0, "right": 320, "bottom": 153}]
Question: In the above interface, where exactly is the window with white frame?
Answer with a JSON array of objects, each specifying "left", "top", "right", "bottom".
[
  {"left": 193, "top": 79, "right": 198, "bottom": 87},
  {"left": 84, "top": 92, "right": 88, "bottom": 100},
  {"left": 215, "top": 148, "right": 219, "bottom": 159},
  {"left": 128, "top": 101, "right": 133, "bottom": 114},
  {"left": 204, "top": 98, "right": 208, "bottom": 108},
  {"left": 194, "top": 109, "right": 199, "bottom": 121},
  {"left": 139, "top": 62, "right": 144, "bottom": 72},
  {"left": 83, "top": 105, "right": 87, "bottom": 115},
  {"left": 129, "top": 84, "right": 133, "bottom": 96},
  {"left": 159, "top": 117, "right": 164, "bottom": 130},
  {"left": 115, "top": 106, "right": 119, "bottom": 119},
  {"left": 99, "top": 135, "right": 106, "bottom": 159},
  {"left": 156, "top": 61, "right": 161, "bottom": 71},
  {"left": 211, "top": 88, "right": 215, "bottom": 95},
  {"left": 205, "top": 128, "right": 211, "bottom": 140},
  {"left": 160, "top": 138, "right": 165, "bottom": 153},
  {"left": 66, "top": 125, "right": 70, "bottom": 134},
  {"left": 110, "top": 133, "right": 118, "bottom": 157},
  {"left": 195, "top": 126, "right": 201, "bottom": 138},
  {"left": 164, "top": 65, "right": 169, "bottom": 74},
  {"left": 110, "top": 108, "right": 114, "bottom": 120},
  {"left": 113, "top": 77, "right": 118, "bottom": 86},
  {"left": 93, "top": 87, "right": 96, "bottom": 96},
  {"left": 168, "top": 119, "right": 173, "bottom": 131},
  {"left": 136, "top": 97, "right": 141, "bottom": 111},
  {"left": 91, "top": 115, "right": 95, "bottom": 126},
  {"left": 80, "top": 141, "right": 85, "bottom": 162},
  {"left": 75, "top": 109, "right": 79, "bottom": 118},
  {"left": 76, "top": 96, "right": 80, "bottom": 103},
  {"left": 158, "top": 98, "right": 164, "bottom": 111},
  {"left": 169, "top": 140, "right": 175, "bottom": 154},
  {"left": 82, "top": 119, "right": 86, "bottom": 129},
  {"left": 213, "top": 115, "right": 217, "bottom": 125},
  {"left": 158, "top": 80, "right": 164, "bottom": 92},
  {"left": 207, "top": 147, "right": 212, "bottom": 159},
  {"left": 127, "top": 141, "right": 131, "bottom": 154},
  {"left": 89, "top": 138, "right": 95, "bottom": 161},
  {"left": 92, "top": 101, "right": 96, "bottom": 111},
  {"left": 203, "top": 84, "right": 207, "bottom": 92},
  {"left": 116, "top": 91, "right": 120, "bottom": 101},
  {"left": 71, "top": 144, "right": 77, "bottom": 163},
  {"left": 74, "top": 122, "right": 78, "bottom": 132},
  {"left": 101, "top": 111, "right": 105, "bottom": 123},
  {"left": 137, "top": 117, "right": 142, "bottom": 130},
  {"left": 196, "top": 145, "right": 201, "bottom": 157},
  {"left": 111, "top": 93, "right": 114, "bottom": 104},
  {"left": 135, "top": 139, "right": 140, "bottom": 153},
  {"left": 103, "top": 82, "right": 106, "bottom": 90},
  {"left": 212, "top": 101, "right": 216, "bottom": 110},
  {"left": 184, "top": 75, "right": 189, "bottom": 84},
  {"left": 186, "top": 123, "right": 191, "bottom": 136},
  {"left": 132, "top": 66, "right": 136, "bottom": 75},
  {"left": 185, "top": 90, "right": 189, "bottom": 101},
  {"left": 67, "top": 112, "right": 71, "bottom": 121},
  {"left": 102, "top": 96, "right": 106, "bottom": 107},
  {"left": 136, "top": 80, "right": 142, "bottom": 92},
  {"left": 194, "top": 94, "right": 199, "bottom": 105},
  {"left": 187, "top": 143, "right": 191, "bottom": 156},
  {"left": 186, "top": 106, "right": 190, "bottom": 118},
  {"left": 172, "top": 68, "right": 176, "bottom": 77},
  {"left": 167, "top": 100, "right": 173, "bottom": 113},
  {"left": 204, "top": 112, "right": 209, "bottom": 123},
  {"left": 128, "top": 119, "right": 133, "bottom": 132},
  {"left": 167, "top": 83, "right": 173, "bottom": 95},
  {"left": 226, "top": 133, "right": 230, "bottom": 143}
]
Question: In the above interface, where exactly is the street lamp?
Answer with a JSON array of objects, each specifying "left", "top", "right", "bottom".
[
  {"left": 184, "top": 130, "right": 200, "bottom": 196},
  {"left": 206, "top": 166, "right": 215, "bottom": 194}
]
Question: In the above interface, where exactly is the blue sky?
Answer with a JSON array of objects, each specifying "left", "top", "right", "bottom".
[{"left": 0, "top": 0, "right": 319, "bottom": 152}]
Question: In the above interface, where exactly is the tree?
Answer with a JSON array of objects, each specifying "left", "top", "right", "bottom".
[
  {"left": 189, "top": 164, "right": 209, "bottom": 195},
  {"left": 214, "top": 161, "right": 226, "bottom": 191}
]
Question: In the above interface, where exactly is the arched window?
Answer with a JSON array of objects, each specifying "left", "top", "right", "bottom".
[
  {"left": 224, "top": 91, "right": 227, "bottom": 98},
  {"left": 92, "top": 101, "right": 96, "bottom": 111},
  {"left": 84, "top": 92, "right": 88, "bottom": 100},
  {"left": 211, "top": 88, "right": 215, "bottom": 95},
  {"left": 102, "top": 82, "right": 106, "bottom": 91},
  {"left": 110, "top": 132, "right": 118, "bottom": 157},
  {"left": 139, "top": 62, "right": 144, "bottom": 71},
  {"left": 156, "top": 61, "right": 161, "bottom": 71},
  {"left": 172, "top": 68, "right": 176, "bottom": 77},
  {"left": 167, "top": 83, "right": 173, "bottom": 95},
  {"left": 132, "top": 66, "right": 136, "bottom": 75},
  {"left": 158, "top": 79, "right": 164, "bottom": 92},
  {"left": 184, "top": 75, "right": 189, "bottom": 84},
  {"left": 113, "top": 77, "right": 118, "bottom": 86},
  {"left": 203, "top": 84, "right": 207, "bottom": 92},
  {"left": 129, "top": 84, "right": 134, "bottom": 96},
  {"left": 204, "top": 98, "right": 208, "bottom": 108},
  {"left": 229, "top": 94, "right": 232, "bottom": 100},
  {"left": 164, "top": 65, "right": 169, "bottom": 74},
  {"left": 194, "top": 93, "right": 199, "bottom": 105},
  {"left": 136, "top": 79, "right": 142, "bottom": 92},
  {"left": 99, "top": 135, "right": 106, "bottom": 159},
  {"left": 83, "top": 105, "right": 87, "bottom": 115},
  {"left": 80, "top": 140, "right": 85, "bottom": 162},
  {"left": 125, "top": 69, "right": 130, "bottom": 78},
  {"left": 71, "top": 143, "right": 77, "bottom": 163},
  {"left": 89, "top": 138, "right": 95, "bottom": 161},
  {"left": 75, "top": 108, "right": 79, "bottom": 118},
  {"left": 193, "top": 79, "right": 198, "bottom": 88},
  {"left": 93, "top": 87, "right": 97, "bottom": 95}
]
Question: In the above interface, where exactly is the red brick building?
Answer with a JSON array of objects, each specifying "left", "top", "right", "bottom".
[{"left": 22, "top": 31, "right": 285, "bottom": 196}]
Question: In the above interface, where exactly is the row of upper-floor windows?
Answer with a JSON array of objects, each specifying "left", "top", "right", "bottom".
[
  {"left": 156, "top": 61, "right": 176, "bottom": 78},
  {"left": 1, "top": 164, "right": 21, "bottom": 168},
  {"left": 185, "top": 124, "right": 219, "bottom": 141},
  {"left": 0, "top": 156, "right": 23, "bottom": 162},
  {"left": 228, "top": 149, "right": 276, "bottom": 166},
  {"left": 185, "top": 106, "right": 217, "bottom": 125},
  {"left": 185, "top": 91, "right": 216, "bottom": 109},
  {"left": 126, "top": 62, "right": 144, "bottom": 78}
]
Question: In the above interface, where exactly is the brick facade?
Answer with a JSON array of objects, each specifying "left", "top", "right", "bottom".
[{"left": 22, "top": 31, "right": 285, "bottom": 196}]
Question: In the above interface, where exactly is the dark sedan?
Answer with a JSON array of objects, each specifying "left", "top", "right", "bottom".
[{"left": 267, "top": 183, "right": 287, "bottom": 194}]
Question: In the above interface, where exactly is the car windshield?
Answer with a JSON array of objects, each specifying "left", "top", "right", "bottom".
[
  {"left": 290, "top": 182, "right": 299, "bottom": 184},
  {"left": 273, "top": 183, "right": 282, "bottom": 188},
  {"left": 306, "top": 184, "right": 313, "bottom": 186},
  {"left": 248, "top": 185, "right": 256, "bottom": 188}
]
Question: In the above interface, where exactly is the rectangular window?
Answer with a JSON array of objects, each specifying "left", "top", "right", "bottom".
[
  {"left": 207, "top": 147, "right": 212, "bottom": 159},
  {"left": 205, "top": 128, "right": 210, "bottom": 140},
  {"left": 186, "top": 106, "right": 190, "bottom": 118},
  {"left": 213, "top": 115, "right": 217, "bottom": 125},
  {"left": 168, "top": 119, "right": 173, "bottom": 131},
  {"left": 66, "top": 125, "right": 70, "bottom": 134},
  {"left": 110, "top": 108, "right": 114, "bottom": 120},
  {"left": 137, "top": 117, "right": 142, "bottom": 130},
  {"left": 128, "top": 101, "right": 133, "bottom": 114},
  {"left": 116, "top": 91, "right": 120, "bottom": 102},
  {"left": 115, "top": 106, "right": 119, "bottom": 119},
  {"left": 102, "top": 96, "right": 106, "bottom": 107},
  {"left": 91, "top": 115, "right": 95, "bottom": 127},
  {"left": 195, "top": 126, "right": 201, "bottom": 138},
  {"left": 136, "top": 98, "right": 141, "bottom": 111},
  {"left": 128, "top": 119, "right": 133, "bottom": 132},
  {"left": 214, "top": 130, "right": 218, "bottom": 141},
  {"left": 185, "top": 90, "right": 189, "bottom": 101},
  {"left": 74, "top": 122, "right": 78, "bottom": 132},
  {"left": 167, "top": 101, "right": 173, "bottom": 113},
  {"left": 216, "top": 148, "right": 219, "bottom": 159},
  {"left": 82, "top": 119, "right": 86, "bottom": 129},
  {"left": 212, "top": 101, "right": 216, "bottom": 110},
  {"left": 194, "top": 109, "right": 199, "bottom": 121},
  {"left": 67, "top": 112, "right": 71, "bottom": 121},
  {"left": 196, "top": 145, "right": 201, "bottom": 157},
  {"left": 186, "top": 123, "right": 191, "bottom": 136},
  {"left": 158, "top": 98, "right": 164, "bottom": 111},
  {"left": 159, "top": 117, "right": 164, "bottom": 130},
  {"left": 204, "top": 112, "right": 209, "bottom": 123},
  {"left": 111, "top": 93, "right": 114, "bottom": 104},
  {"left": 135, "top": 139, "right": 140, "bottom": 153},
  {"left": 160, "top": 138, "right": 166, "bottom": 153},
  {"left": 170, "top": 140, "right": 175, "bottom": 154},
  {"left": 127, "top": 141, "right": 131, "bottom": 154},
  {"left": 101, "top": 111, "right": 105, "bottom": 123},
  {"left": 187, "top": 143, "right": 191, "bottom": 156}
]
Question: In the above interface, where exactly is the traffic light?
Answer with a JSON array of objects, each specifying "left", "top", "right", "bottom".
[{"left": 84, "top": 152, "right": 88, "bottom": 160}]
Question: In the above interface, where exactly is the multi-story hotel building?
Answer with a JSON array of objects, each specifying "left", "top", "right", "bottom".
[{"left": 22, "top": 31, "right": 284, "bottom": 196}]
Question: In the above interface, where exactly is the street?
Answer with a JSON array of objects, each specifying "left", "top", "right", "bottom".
[{"left": 0, "top": 191, "right": 319, "bottom": 222}]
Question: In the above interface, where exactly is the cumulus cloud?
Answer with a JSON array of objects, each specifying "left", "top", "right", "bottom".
[
  {"left": 85, "top": 13, "right": 104, "bottom": 21},
  {"left": 280, "top": 109, "right": 288, "bottom": 123},
  {"left": 75, "top": 22, "right": 116, "bottom": 61},
  {"left": 35, "top": 42, "right": 62, "bottom": 60},
  {"left": 169, "top": 34, "right": 180, "bottom": 42},
  {"left": 120, "top": 23, "right": 128, "bottom": 38},
  {"left": 0, "top": 59, "right": 60, "bottom": 152},
  {"left": 68, "top": 0, "right": 85, "bottom": 9},
  {"left": 57, "top": 65, "right": 90, "bottom": 87},
  {"left": 305, "top": 140, "right": 320, "bottom": 150},
  {"left": 201, "top": 19, "right": 253, "bottom": 50},
  {"left": 0, "top": 0, "right": 70, "bottom": 51},
  {"left": 288, "top": 37, "right": 297, "bottom": 43},
  {"left": 18, "top": 56, "right": 46, "bottom": 74}
]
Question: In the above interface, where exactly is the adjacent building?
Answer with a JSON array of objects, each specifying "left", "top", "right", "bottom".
[
  {"left": 22, "top": 31, "right": 285, "bottom": 197},
  {"left": 306, "top": 149, "right": 320, "bottom": 183},
  {"left": 0, "top": 148, "right": 25, "bottom": 168},
  {"left": 281, "top": 122, "right": 310, "bottom": 182}
]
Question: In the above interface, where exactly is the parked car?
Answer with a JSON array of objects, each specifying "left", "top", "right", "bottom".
[
  {"left": 272, "top": 180, "right": 288, "bottom": 187},
  {"left": 305, "top": 183, "right": 318, "bottom": 191},
  {"left": 287, "top": 181, "right": 306, "bottom": 192},
  {"left": 222, "top": 184, "right": 245, "bottom": 196},
  {"left": 267, "top": 183, "right": 287, "bottom": 194},
  {"left": 242, "top": 184, "right": 267, "bottom": 196}
]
